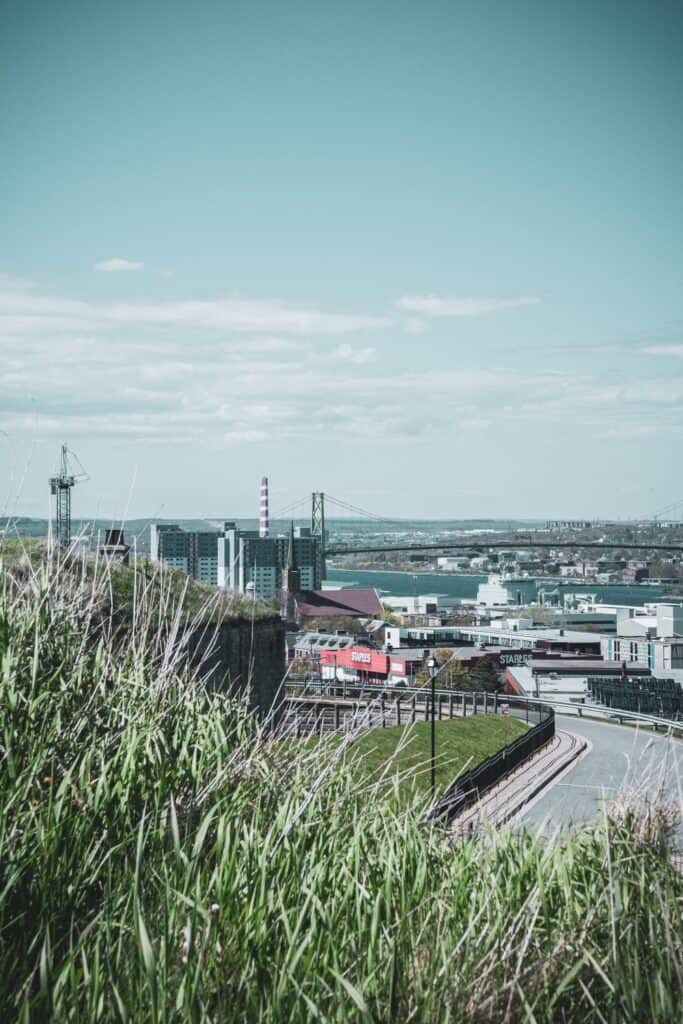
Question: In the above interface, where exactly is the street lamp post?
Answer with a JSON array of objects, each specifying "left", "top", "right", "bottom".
[{"left": 427, "top": 654, "right": 437, "bottom": 801}]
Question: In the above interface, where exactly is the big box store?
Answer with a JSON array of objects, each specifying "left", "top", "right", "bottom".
[{"left": 319, "top": 646, "right": 420, "bottom": 686}]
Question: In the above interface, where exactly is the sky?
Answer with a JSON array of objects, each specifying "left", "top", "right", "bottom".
[{"left": 1, "top": 0, "right": 682, "bottom": 521}]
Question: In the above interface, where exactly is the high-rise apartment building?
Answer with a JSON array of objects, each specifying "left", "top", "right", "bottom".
[
  {"left": 218, "top": 522, "right": 321, "bottom": 599},
  {"left": 150, "top": 523, "right": 221, "bottom": 585},
  {"left": 151, "top": 520, "right": 323, "bottom": 598}
]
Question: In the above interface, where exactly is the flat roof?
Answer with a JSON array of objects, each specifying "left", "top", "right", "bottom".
[
  {"left": 506, "top": 666, "right": 587, "bottom": 695},
  {"left": 460, "top": 625, "right": 604, "bottom": 643},
  {"left": 529, "top": 659, "right": 651, "bottom": 676},
  {"left": 388, "top": 647, "right": 429, "bottom": 662}
]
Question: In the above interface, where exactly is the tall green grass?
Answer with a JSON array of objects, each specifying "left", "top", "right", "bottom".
[{"left": 1, "top": 548, "right": 682, "bottom": 1022}]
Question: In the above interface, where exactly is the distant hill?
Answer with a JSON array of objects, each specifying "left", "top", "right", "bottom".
[{"left": 1, "top": 515, "right": 545, "bottom": 556}]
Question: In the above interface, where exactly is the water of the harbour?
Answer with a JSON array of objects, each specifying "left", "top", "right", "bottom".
[{"left": 326, "top": 568, "right": 681, "bottom": 606}]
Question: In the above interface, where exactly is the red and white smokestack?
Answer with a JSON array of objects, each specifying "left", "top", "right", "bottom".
[{"left": 259, "top": 476, "right": 269, "bottom": 537}]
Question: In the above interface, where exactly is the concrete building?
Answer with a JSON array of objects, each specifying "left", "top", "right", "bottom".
[
  {"left": 437, "top": 556, "right": 470, "bottom": 570},
  {"left": 151, "top": 523, "right": 220, "bottom": 584},
  {"left": 384, "top": 622, "right": 600, "bottom": 655},
  {"left": 151, "top": 519, "right": 324, "bottom": 597},
  {"left": 292, "top": 631, "right": 357, "bottom": 664},
  {"left": 476, "top": 576, "right": 511, "bottom": 606},
  {"left": 600, "top": 604, "right": 683, "bottom": 671},
  {"left": 218, "top": 522, "right": 323, "bottom": 600},
  {"left": 448, "top": 624, "right": 602, "bottom": 655},
  {"left": 382, "top": 594, "right": 461, "bottom": 617}
]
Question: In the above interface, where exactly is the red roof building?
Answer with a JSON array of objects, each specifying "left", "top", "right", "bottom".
[{"left": 295, "top": 588, "right": 382, "bottom": 620}]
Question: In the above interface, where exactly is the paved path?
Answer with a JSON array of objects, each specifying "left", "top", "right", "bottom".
[
  {"left": 519, "top": 715, "right": 683, "bottom": 836},
  {"left": 451, "top": 729, "right": 586, "bottom": 834}
]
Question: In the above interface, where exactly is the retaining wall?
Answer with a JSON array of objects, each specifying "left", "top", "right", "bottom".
[{"left": 186, "top": 618, "right": 286, "bottom": 722}]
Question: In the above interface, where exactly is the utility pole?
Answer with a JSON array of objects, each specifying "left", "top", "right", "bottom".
[{"left": 428, "top": 654, "right": 437, "bottom": 801}]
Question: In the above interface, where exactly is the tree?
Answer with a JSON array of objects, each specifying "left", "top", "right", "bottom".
[
  {"left": 469, "top": 656, "right": 501, "bottom": 693},
  {"left": 380, "top": 604, "right": 402, "bottom": 626},
  {"left": 414, "top": 648, "right": 468, "bottom": 689},
  {"left": 414, "top": 651, "right": 503, "bottom": 693},
  {"left": 289, "top": 654, "right": 318, "bottom": 680}
]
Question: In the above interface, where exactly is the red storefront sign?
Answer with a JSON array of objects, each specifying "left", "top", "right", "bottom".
[{"left": 320, "top": 647, "right": 390, "bottom": 676}]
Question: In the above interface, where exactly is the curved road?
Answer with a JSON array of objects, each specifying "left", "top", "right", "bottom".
[{"left": 520, "top": 716, "right": 683, "bottom": 836}]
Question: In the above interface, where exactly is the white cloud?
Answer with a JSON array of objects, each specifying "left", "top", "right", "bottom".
[
  {"left": 396, "top": 295, "right": 540, "bottom": 317},
  {"left": 0, "top": 287, "right": 390, "bottom": 336},
  {"left": 642, "top": 345, "right": 683, "bottom": 358},
  {"left": 328, "top": 343, "right": 377, "bottom": 365},
  {"left": 94, "top": 257, "right": 145, "bottom": 273},
  {"left": 2, "top": 273, "right": 677, "bottom": 465}
]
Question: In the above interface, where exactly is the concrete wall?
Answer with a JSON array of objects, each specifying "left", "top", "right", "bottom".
[
  {"left": 657, "top": 604, "right": 683, "bottom": 638},
  {"left": 186, "top": 617, "right": 286, "bottom": 723}
]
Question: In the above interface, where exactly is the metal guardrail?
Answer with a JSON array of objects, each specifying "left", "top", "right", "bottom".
[
  {"left": 496, "top": 692, "right": 683, "bottom": 735},
  {"left": 285, "top": 678, "right": 683, "bottom": 736},
  {"left": 286, "top": 679, "right": 532, "bottom": 722}
]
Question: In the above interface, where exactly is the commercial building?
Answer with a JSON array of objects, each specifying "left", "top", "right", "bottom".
[
  {"left": 318, "top": 642, "right": 531, "bottom": 687},
  {"left": 292, "top": 631, "right": 358, "bottom": 663},
  {"left": 319, "top": 645, "right": 426, "bottom": 686},
  {"left": 457, "top": 625, "right": 602, "bottom": 655},
  {"left": 385, "top": 623, "right": 602, "bottom": 655},
  {"left": 382, "top": 594, "right": 461, "bottom": 617},
  {"left": 601, "top": 604, "right": 683, "bottom": 671}
]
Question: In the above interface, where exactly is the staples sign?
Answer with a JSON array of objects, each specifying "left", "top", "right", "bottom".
[
  {"left": 351, "top": 651, "right": 372, "bottom": 665},
  {"left": 499, "top": 652, "right": 530, "bottom": 666}
]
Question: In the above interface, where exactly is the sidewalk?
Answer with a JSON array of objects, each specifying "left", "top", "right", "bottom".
[{"left": 450, "top": 730, "right": 588, "bottom": 834}]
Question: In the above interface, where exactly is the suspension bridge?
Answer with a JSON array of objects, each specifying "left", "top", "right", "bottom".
[{"left": 269, "top": 492, "right": 683, "bottom": 558}]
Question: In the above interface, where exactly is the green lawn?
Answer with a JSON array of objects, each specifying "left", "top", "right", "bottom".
[{"left": 336, "top": 715, "right": 527, "bottom": 800}]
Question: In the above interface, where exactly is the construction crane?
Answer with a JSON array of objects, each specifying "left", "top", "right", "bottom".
[{"left": 48, "top": 443, "right": 89, "bottom": 549}]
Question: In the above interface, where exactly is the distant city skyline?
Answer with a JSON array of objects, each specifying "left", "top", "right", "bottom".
[{"left": 1, "top": 1, "right": 682, "bottom": 519}]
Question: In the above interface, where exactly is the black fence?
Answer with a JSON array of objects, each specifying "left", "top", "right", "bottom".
[
  {"left": 587, "top": 676, "right": 683, "bottom": 718},
  {"left": 431, "top": 704, "right": 555, "bottom": 824}
]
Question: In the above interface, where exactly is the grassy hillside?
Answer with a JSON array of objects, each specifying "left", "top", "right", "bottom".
[
  {"left": 312, "top": 716, "right": 527, "bottom": 802},
  {"left": 0, "top": 537, "right": 276, "bottom": 623},
  {"left": 0, "top": 559, "right": 681, "bottom": 1022}
]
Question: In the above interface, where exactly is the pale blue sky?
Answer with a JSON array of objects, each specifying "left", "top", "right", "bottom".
[{"left": 1, "top": 0, "right": 682, "bottom": 520}]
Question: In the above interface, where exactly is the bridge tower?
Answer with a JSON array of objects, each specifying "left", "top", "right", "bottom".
[{"left": 311, "top": 491, "right": 326, "bottom": 585}]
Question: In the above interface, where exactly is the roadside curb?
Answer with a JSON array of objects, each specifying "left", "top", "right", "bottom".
[{"left": 450, "top": 730, "right": 588, "bottom": 834}]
